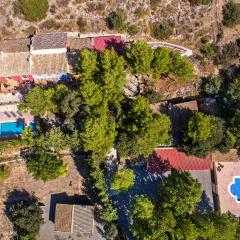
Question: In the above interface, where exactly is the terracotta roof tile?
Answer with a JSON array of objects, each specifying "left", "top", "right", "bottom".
[
  {"left": 93, "top": 36, "right": 123, "bottom": 52},
  {"left": 147, "top": 148, "right": 212, "bottom": 173},
  {"left": 32, "top": 32, "right": 67, "bottom": 50},
  {"left": 0, "top": 38, "right": 30, "bottom": 53}
]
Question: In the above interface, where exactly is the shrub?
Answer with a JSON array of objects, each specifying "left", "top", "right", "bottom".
[
  {"left": 17, "top": 0, "right": 49, "bottom": 22},
  {"left": 104, "top": 222, "right": 119, "bottom": 240},
  {"left": 107, "top": 10, "right": 127, "bottom": 31},
  {"left": 40, "top": 19, "right": 60, "bottom": 30},
  {"left": 23, "top": 26, "right": 36, "bottom": 36},
  {"left": 188, "top": 0, "right": 212, "bottom": 5},
  {"left": 200, "top": 75, "right": 222, "bottom": 95},
  {"left": 143, "top": 91, "right": 162, "bottom": 104},
  {"left": 77, "top": 17, "right": 88, "bottom": 32},
  {"left": 223, "top": 2, "right": 240, "bottom": 27},
  {"left": 0, "top": 166, "right": 9, "bottom": 182},
  {"left": 111, "top": 168, "right": 135, "bottom": 191},
  {"left": 127, "top": 24, "right": 139, "bottom": 35},
  {"left": 151, "top": 21, "right": 174, "bottom": 40},
  {"left": 200, "top": 43, "right": 217, "bottom": 59}
]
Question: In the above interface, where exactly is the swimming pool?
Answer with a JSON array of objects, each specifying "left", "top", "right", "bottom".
[
  {"left": 229, "top": 177, "right": 240, "bottom": 202},
  {"left": 0, "top": 121, "right": 36, "bottom": 136}
]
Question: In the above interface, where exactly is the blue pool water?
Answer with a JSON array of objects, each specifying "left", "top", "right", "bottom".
[
  {"left": 229, "top": 177, "right": 240, "bottom": 202},
  {"left": 0, "top": 121, "right": 37, "bottom": 136}
]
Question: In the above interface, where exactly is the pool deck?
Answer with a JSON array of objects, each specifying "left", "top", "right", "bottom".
[{"left": 0, "top": 111, "right": 33, "bottom": 123}]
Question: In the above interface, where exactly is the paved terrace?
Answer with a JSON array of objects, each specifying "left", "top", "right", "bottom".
[{"left": 0, "top": 110, "right": 33, "bottom": 123}]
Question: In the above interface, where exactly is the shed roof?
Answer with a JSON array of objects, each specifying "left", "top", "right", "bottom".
[
  {"left": 31, "top": 53, "right": 68, "bottom": 74},
  {"left": 54, "top": 204, "right": 94, "bottom": 235},
  {"left": 32, "top": 32, "right": 67, "bottom": 50},
  {"left": 54, "top": 204, "right": 73, "bottom": 232},
  {"left": 68, "top": 37, "right": 93, "bottom": 50},
  {"left": 147, "top": 148, "right": 212, "bottom": 173},
  {"left": 214, "top": 161, "right": 240, "bottom": 217},
  {"left": 0, "top": 38, "right": 30, "bottom": 53}
]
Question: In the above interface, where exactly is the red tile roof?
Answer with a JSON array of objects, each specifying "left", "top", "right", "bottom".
[
  {"left": 92, "top": 36, "right": 123, "bottom": 52},
  {"left": 147, "top": 148, "right": 212, "bottom": 173}
]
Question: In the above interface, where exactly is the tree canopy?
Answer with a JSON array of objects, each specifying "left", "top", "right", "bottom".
[
  {"left": 26, "top": 149, "right": 68, "bottom": 181},
  {"left": 7, "top": 198, "right": 44, "bottom": 239},
  {"left": 183, "top": 112, "right": 224, "bottom": 157},
  {"left": 158, "top": 169, "right": 202, "bottom": 216},
  {"left": 127, "top": 40, "right": 154, "bottom": 75},
  {"left": 151, "top": 47, "right": 171, "bottom": 78},
  {"left": 169, "top": 51, "right": 196, "bottom": 83},
  {"left": 116, "top": 96, "right": 171, "bottom": 157},
  {"left": 111, "top": 168, "right": 135, "bottom": 191},
  {"left": 151, "top": 21, "right": 174, "bottom": 40}
]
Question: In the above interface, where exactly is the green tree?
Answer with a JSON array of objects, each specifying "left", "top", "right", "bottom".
[
  {"left": 79, "top": 80, "right": 103, "bottom": 106},
  {"left": 183, "top": 112, "right": 224, "bottom": 157},
  {"left": 200, "top": 75, "right": 222, "bottom": 95},
  {"left": 151, "top": 21, "right": 174, "bottom": 40},
  {"left": 222, "top": 75, "right": 240, "bottom": 116},
  {"left": 19, "top": 86, "right": 61, "bottom": 117},
  {"left": 107, "top": 10, "right": 127, "bottom": 31},
  {"left": 117, "top": 96, "right": 171, "bottom": 157},
  {"left": 169, "top": 51, "right": 196, "bottom": 83},
  {"left": 158, "top": 169, "right": 202, "bottom": 216},
  {"left": 26, "top": 150, "right": 68, "bottom": 181},
  {"left": 80, "top": 114, "right": 116, "bottom": 156},
  {"left": 60, "top": 90, "right": 81, "bottom": 128},
  {"left": 151, "top": 47, "right": 171, "bottom": 78},
  {"left": 127, "top": 40, "right": 154, "bottom": 75},
  {"left": 18, "top": 0, "right": 48, "bottom": 22},
  {"left": 77, "top": 49, "right": 98, "bottom": 80},
  {"left": 8, "top": 199, "right": 44, "bottom": 238},
  {"left": 111, "top": 168, "right": 135, "bottom": 191},
  {"left": 98, "top": 49, "right": 126, "bottom": 105},
  {"left": 223, "top": 2, "right": 240, "bottom": 27},
  {"left": 131, "top": 196, "right": 154, "bottom": 220}
]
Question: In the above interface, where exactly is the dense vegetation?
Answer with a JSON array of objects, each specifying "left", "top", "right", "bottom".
[
  {"left": 130, "top": 170, "right": 238, "bottom": 239},
  {"left": 183, "top": 112, "right": 226, "bottom": 157},
  {"left": 26, "top": 150, "right": 68, "bottom": 182},
  {"left": 14, "top": 0, "right": 48, "bottom": 22},
  {"left": 111, "top": 168, "right": 135, "bottom": 191},
  {"left": 7, "top": 197, "right": 44, "bottom": 240},
  {"left": 223, "top": 2, "right": 240, "bottom": 27},
  {"left": 127, "top": 40, "right": 196, "bottom": 83}
]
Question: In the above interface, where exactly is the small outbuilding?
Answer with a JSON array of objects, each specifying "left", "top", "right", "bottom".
[{"left": 54, "top": 204, "right": 95, "bottom": 237}]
